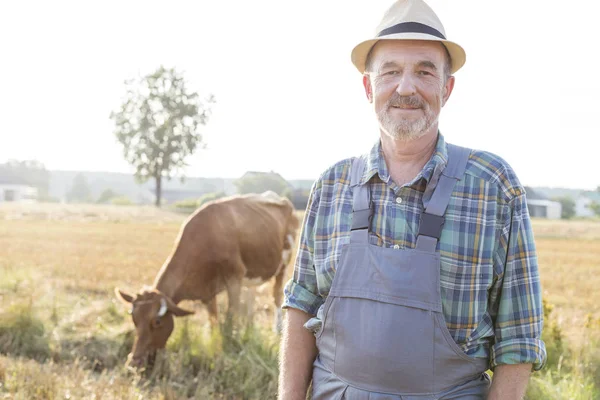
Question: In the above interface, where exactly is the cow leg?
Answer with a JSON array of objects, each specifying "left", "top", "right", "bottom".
[
  {"left": 241, "top": 285, "right": 257, "bottom": 326},
  {"left": 206, "top": 297, "right": 218, "bottom": 330},
  {"left": 272, "top": 264, "right": 286, "bottom": 334},
  {"left": 225, "top": 276, "right": 242, "bottom": 328}
]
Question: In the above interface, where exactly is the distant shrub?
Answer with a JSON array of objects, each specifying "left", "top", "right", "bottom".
[
  {"left": 173, "top": 198, "right": 201, "bottom": 209},
  {"left": 97, "top": 189, "right": 120, "bottom": 204},
  {"left": 173, "top": 192, "right": 227, "bottom": 210},
  {"left": 110, "top": 196, "right": 134, "bottom": 206},
  {"left": 198, "top": 191, "right": 226, "bottom": 207}
]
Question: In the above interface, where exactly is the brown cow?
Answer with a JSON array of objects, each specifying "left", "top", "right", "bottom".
[{"left": 115, "top": 191, "right": 299, "bottom": 368}]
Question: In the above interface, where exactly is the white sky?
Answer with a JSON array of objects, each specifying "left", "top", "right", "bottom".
[{"left": 1, "top": 0, "right": 599, "bottom": 190}]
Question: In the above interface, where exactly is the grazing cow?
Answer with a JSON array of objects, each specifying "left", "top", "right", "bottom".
[{"left": 115, "top": 191, "right": 299, "bottom": 368}]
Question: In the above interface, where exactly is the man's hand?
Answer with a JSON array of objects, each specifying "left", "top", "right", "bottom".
[
  {"left": 488, "top": 364, "right": 532, "bottom": 400},
  {"left": 277, "top": 308, "right": 318, "bottom": 400}
]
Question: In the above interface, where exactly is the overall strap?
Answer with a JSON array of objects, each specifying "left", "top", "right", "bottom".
[
  {"left": 350, "top": 156, "right": 371, "bottom": 244},
  {"left": 416, "top": 144, "right": 471, "bottom": 252}
]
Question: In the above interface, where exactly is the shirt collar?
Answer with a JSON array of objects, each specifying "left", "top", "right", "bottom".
[{"left": 359, "top": 131, "right": 449, "bottom": 187}]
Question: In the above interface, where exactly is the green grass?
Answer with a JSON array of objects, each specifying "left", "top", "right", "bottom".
[
  {"left": 0, "top": 205, "right": 599, "bottom": 399},
  {"left": 3, "top": 295, "right": 598, "bottom": 399},
  {"left": 524, "top": 300, "right": 600, "bottom": 399},
  {"left": 0, "top": 302, "right": 51, "bottom": 362},
  {"left": 0, "top": 298, "right": 280, "bottom": 399}
]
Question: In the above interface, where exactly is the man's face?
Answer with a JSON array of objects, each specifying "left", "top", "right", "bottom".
[{"left": 363, "top": 40, "right": 454, "bottom": 141}]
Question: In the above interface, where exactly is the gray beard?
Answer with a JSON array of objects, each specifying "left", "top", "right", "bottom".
[{"left": 377, "top": 96, "right": 438, "bottom": 141}]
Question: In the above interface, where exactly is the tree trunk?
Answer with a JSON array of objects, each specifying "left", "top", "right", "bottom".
[{"left": 155, "top": 175, "right": 162, "bottom": 207}]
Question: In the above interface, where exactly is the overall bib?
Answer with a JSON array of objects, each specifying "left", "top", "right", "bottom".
[{"left": 312, "top": 144, "right": 490, "bottom": 399}]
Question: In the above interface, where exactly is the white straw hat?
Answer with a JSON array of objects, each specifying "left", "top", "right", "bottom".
[{"left": 351, "top": 0, "right": 466, "bottom": 74}]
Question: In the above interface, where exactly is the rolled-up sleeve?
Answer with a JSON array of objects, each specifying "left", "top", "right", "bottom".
[
  {"left": 282, "top": 179, "right": 324, "bottom": 316},
  {"left": 491, "top": 193, "right": 547, "bottom": 371}
]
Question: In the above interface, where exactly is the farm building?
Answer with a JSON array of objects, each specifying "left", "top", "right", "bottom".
[
  {"left": 0, "top": 182, "right": 38, "bottom": 202},
  {"left": 525, "top": 187, "right": 561, "bottom": 219},
  {"left": 527, "top": 199, "right": 562, "bottom": 219}
]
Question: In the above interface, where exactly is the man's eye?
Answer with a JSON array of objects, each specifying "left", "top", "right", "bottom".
[
  {"left": 418, "top": 71, "right": 432, "bottom": 76},
  {"left": 384, "top": 70, "right": 398, "bottom": 76}
]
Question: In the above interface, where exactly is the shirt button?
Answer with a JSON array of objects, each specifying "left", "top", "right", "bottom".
[
  {"left": 395, "top": 197, "right": 402, "bottom": 204},
  {"left": 393, "top": 244, "right": 400, "bottom": 249}
]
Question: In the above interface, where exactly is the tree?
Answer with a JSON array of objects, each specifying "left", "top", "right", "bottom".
[
  {"left": 553, "top": 196, "right": 576, "bottom": 219},
  {"left": 589, "top": 202, "right": 600, "bottom": 217},
  {"left": 109, "top": 66, "right": 215, "bottom": 207},
  {"left": 283, "top": 187, "right": 311, "bottom": 210},
  {"left": 67, "top": 173, "right": 92, "bottom": 203}
]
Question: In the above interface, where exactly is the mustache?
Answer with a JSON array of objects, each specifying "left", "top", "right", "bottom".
[{"left": 387, "top": 94, "right": 425, "bottom": 109}]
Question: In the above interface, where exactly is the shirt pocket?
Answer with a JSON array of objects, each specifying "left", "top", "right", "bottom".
[{"left": 439, "top": 257, "right": 493, "bottom": 335}]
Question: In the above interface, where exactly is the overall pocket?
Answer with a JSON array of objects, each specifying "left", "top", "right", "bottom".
[{"left": 332, "top": 295, "right": 435, "bottom": 394}]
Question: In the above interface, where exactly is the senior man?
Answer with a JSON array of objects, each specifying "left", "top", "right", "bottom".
[{"left": 278, "top": 1, "right": 546, "bottom": 399}]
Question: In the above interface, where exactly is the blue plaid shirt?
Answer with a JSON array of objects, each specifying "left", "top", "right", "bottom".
[{"left": 282, "top": 133, "right": 547, "bottom": 371}]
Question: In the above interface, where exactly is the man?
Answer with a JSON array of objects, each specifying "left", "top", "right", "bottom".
[{"left": 278, "top": 0, "right": 546, "bottom": 399}]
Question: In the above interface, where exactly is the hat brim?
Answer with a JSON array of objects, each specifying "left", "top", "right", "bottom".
[{"left": 351, "top": 33, "right": 466, "bottom": 75}]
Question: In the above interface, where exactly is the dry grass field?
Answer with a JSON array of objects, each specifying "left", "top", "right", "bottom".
[{"left": 0, "top": 202, "right": 599, "bottom": 399}]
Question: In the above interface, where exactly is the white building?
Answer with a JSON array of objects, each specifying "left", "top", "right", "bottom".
[
  {"left": 524, "top": 186, "right": 562, "bottom": 219},
  {"left": 0, "top": 183, "right": 38, "bottom": 202},
  {"left": 526, "top": 199, "right": 562, "bottom": 219}
]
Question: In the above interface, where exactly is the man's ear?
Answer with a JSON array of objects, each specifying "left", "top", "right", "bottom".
[
  {"left": 363, "top": 74, "right": 373, "bottom": 103},
  {"left": 115, "top": 287, "right": 134, "bottom": 305},
  {"left": 442, "top": 75, "right": 455, "bottom": 107}
]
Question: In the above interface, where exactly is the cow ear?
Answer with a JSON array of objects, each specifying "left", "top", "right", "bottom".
[
  {"left": 115, "top": 287, "right": 134, "bottom": 305},
  {"left": 169, "top": 305, "right": 194, "bottom": 317},
  {"left": 169, "top": 306, "right": 194, "bottom": 317}
]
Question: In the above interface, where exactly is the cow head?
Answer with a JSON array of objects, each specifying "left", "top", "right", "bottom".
[{"left": 114, "top": 287, "right": 194, "bottom": 368}]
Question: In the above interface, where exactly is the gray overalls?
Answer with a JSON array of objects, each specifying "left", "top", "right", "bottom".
[{"left": 312, "top": 144, "right": 491, "bottom": 399}]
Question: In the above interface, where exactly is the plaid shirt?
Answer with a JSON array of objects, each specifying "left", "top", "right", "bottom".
[{"left": 282, "top": 133, "right": 546, "bottom": 371}]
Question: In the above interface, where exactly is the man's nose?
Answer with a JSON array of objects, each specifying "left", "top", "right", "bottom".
[{"left": 395, "top": 73, "right": 417, "bottom": 96}]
